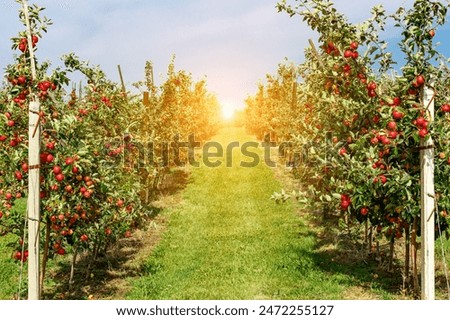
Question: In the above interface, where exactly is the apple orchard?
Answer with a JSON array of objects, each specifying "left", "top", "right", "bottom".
[
  {"left": 2, "top": 0, "right": 450, "bottom": 299},
  {"left": 246, "top": 0, "right": 450, "bottom": 296},
  {"left": 0, "top": 3, "right": 220, "bottom": 294}
]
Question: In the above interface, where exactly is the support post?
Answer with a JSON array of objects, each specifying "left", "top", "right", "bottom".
[
  {"left": 28, "top": 101, "right": 41, "bottom": 300},
  {"left": 117, "top": 64, "right": 128, "bottom": 102},
  {"left": 22, "top": 0, "right": 41, "bottom": 300},
  {"left": 291, "top": 81, "right": 297, "bottom": 109},
  {"left": 420, "top": 85, "right": 435, "bottom": 300},
  {"left": 308, "top": 39, "right": 325, "bottom": 69},
  {"left": 143, "top": 91, "right": 150, "bottom": 106}
]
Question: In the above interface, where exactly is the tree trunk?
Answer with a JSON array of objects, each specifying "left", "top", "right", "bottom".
[
  {"left": 404, "top": 224, "right": 411, "bottom": 285},
  {"left": 69, "top": 247, "right": 78, "bottom": 291},
  {"left": 40, "top": 222, "right": 51, "bottom": 298},
  {"left": 364, "top": 220, "right": 369, "bottom": 245},
  {"left": 388, "top": 235, "right": 395, "bottom": 272},
  {"left": 412, "top": 217, "right": 420, "bottom": 297},
  {"left": 86, "top": 243, "right": 98, "bottom": 280},
  {"left": 376, "top": 240, "right": 381, "bottom": 262}
]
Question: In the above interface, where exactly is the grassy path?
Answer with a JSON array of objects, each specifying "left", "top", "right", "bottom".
[
  {"left": 0, "top": 127, "right": 448, "bottom": 299},
  {"left": 127, "top": 127, "right": 391, "bottom": 300},
  {"left": 0, "top": 234, "right": 21, "bottom": 299},
  {"left": 0, "top": 127, "right": 400, "bottom": 300}
]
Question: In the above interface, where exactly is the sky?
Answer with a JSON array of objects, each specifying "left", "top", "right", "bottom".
[{"left": 1, "top": 0, "right": 450, "bottom": 112}]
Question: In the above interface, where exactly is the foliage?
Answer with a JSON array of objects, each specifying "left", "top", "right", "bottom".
[
  {"left": 0, "top": 2, "right": 220, "bottom": 295},
  {"left": 246, "top": 0, "right": 450, "bottom": 294}
]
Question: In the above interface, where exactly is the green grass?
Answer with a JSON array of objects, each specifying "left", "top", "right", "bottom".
[
  {"left": 2, "top": 127, "right": 449, "bottom": 299},
  {"left": 127, "top": 127, "right": 398, "bottom": 300},
  {"left": 0, "top": 198, "right": 27, "bottom": 300},
  {"left": 0, "top": 234, "right": 23, "bottom": 299},
  {"left": 436, "top": 233, "right": 450, "bottom": 299}
]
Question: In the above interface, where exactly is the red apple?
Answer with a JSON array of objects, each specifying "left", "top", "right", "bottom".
[
  {"left": 387, "top": 121, "right": 397, "bottom": 130},
  {"left": 46, "top": 154, "right": 54, "bottom": 163},
  {"left": 416, "top": 117, "right": 426, "bottom": 127},
  {"left": 392, "top": 97, "right": 401, "bottom": 106},
  {"left": 393, "top": 110, "right": 404, "bottom": 120},
  {"left": 416, "top": 75, "right": 425, "bottom": 86},
  {"left": 367, "top": 82, "right": 377, "bottom": 90},
  {"left": 418, "top": 128, "right": 428, "bottom": 138},
  {"left": 15, "top": 171, "right": 23, "bottom": 180},
  {"left": 116, "top": 199, "right": 124, "bottom": 207},
  {"left": 46, "top": 141, "right": 56, "bottom": 150},
  {"left": 344, "top": 50, "right": 353, "bottom": 58},
  {"left": 52, "top": 166, "right": 62, "bottom": 175},
  {"left": 65, "top": 157, "right": 74, "bottom": 165}
]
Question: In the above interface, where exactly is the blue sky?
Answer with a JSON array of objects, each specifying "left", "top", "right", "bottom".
[{"left": 1, "top": 0, "right": 449, "bottom": 110}]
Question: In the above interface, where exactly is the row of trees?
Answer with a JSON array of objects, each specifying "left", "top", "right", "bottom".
[
  {"left": 246, "top": 0, "right": 450, "bottom": 296},
  {"left": 0, "top": 3, "right": 220, "bottom": 296}
]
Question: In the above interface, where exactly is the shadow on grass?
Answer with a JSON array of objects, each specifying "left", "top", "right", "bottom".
[
  {"left": 42, "top": 169, "right": 191, "bottom": 300},
  {"left": 158, "top": 169, "right": 192, "bottom": 196},
  {"left": 299, "top": 213, "right": 405, "bottom": 299},
  {"left": 43, "top": 211, "right": 163, "bottom": 300}
]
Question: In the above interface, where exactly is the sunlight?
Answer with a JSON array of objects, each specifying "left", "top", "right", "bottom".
[{"left": 221, "top": 102, "right": 236, "bottom": 120}]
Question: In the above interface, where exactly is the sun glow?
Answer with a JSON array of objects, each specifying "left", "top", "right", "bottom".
[{"left": 221, "top": 102, "right": 236, "bottom": 120}]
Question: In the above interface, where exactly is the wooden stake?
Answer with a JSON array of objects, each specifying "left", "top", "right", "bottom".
[
  {"left": 291, "top": 81, "right": 297, "bottom": 109},
  {"left": 117, "top": 64, "right": 128, "bottom": 102},
  {"left": 420, "top": 85, "right": 435, "bottom": 300},
  {"left": 22, "top": 0, "right": 41, "bottom": 300},
  {"left": 143, "top": 91, "right": 150, "bottom": 106},
  {"left": 149, "top": 63, "right": 154, "bottom": 89},
  {"left": 308, "top": 39, "right": 325, "bottom": 69},
  {"left": 28, "top": 107, "right": 41, "bottom": 300},
  {"left": 79, "top": 81, "right": 82, "bottom": 100}
]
